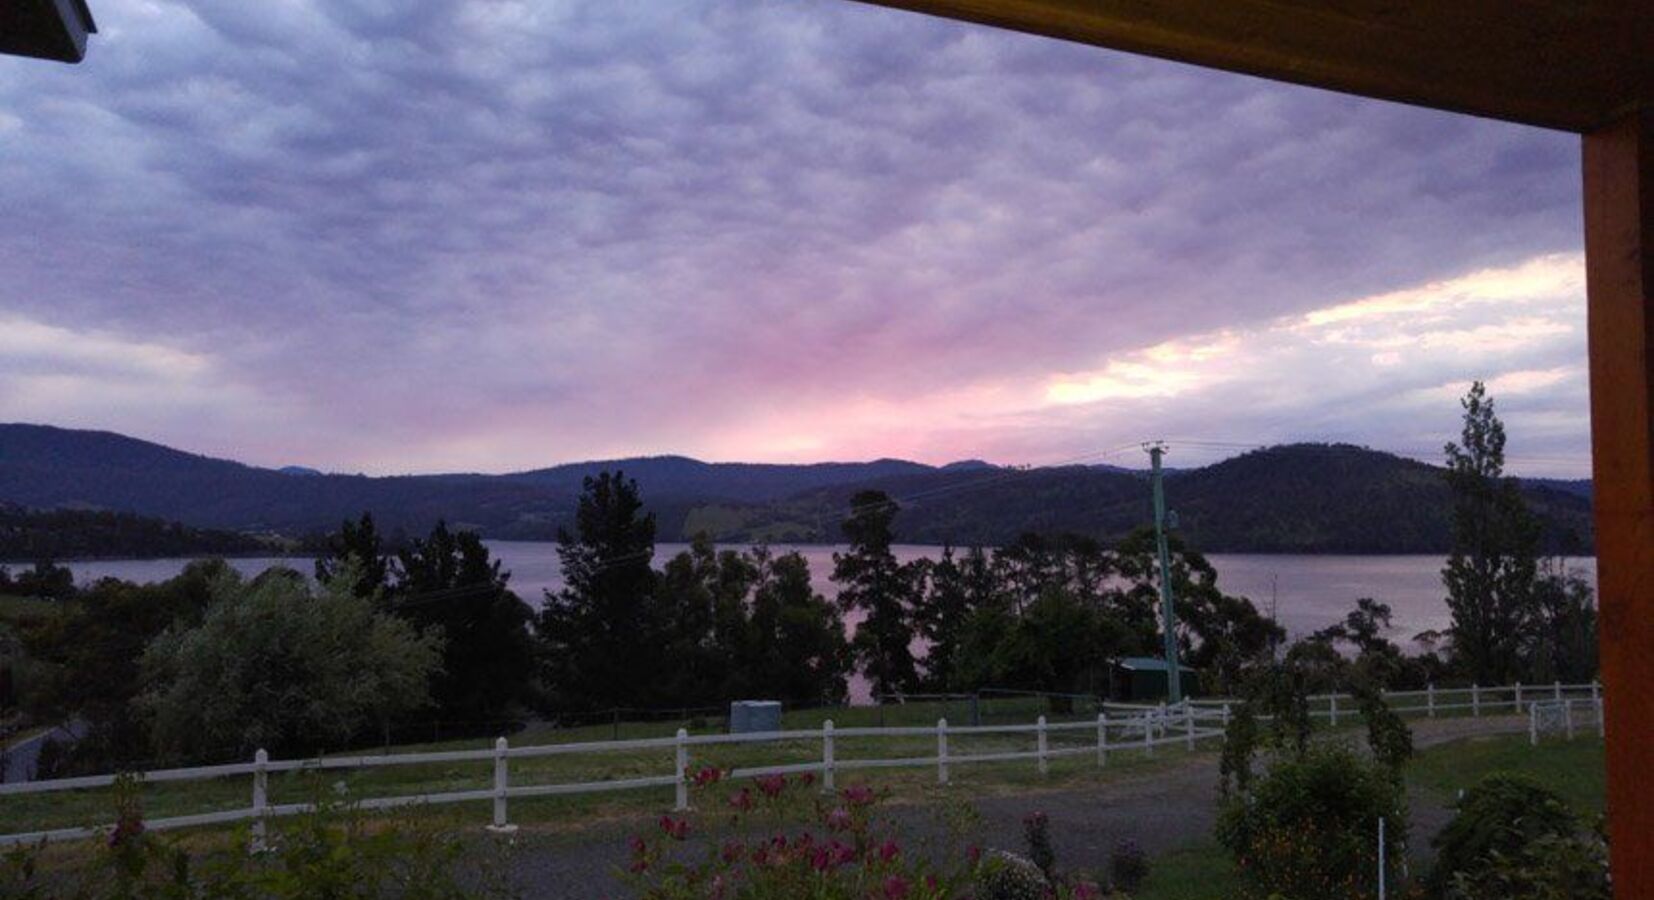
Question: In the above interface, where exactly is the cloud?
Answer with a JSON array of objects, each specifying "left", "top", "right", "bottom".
[{"left": 0, "top": 0, "right": 1585, "bottom": 474}]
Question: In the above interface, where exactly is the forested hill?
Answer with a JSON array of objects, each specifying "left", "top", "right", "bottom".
[
  {"left": 0, "top": 503, "right": 275, "bottom": 562},
  {"left": 680, "top": 445, "right": 1595, "bottom": 554},
  {"left": 0, "top": 424, "right": 1594, "bottom": 553}
]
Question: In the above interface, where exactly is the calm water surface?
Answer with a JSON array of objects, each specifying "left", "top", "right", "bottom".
[{"left": 60, "top": 543, "right": 1596, "bottom": 645}]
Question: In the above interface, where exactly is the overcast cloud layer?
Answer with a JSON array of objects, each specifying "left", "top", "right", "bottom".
[{"left": 0, "top": 0, "right": 1589, "bottom": 476}]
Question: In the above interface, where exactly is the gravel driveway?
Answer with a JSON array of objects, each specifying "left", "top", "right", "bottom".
[{"left": 492, "top": 715, "right": 1530, "bottom": 899}]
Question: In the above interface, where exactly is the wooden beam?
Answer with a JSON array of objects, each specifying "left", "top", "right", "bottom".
[
  {"left": 1584, "top": 107, "right": 1654, "bottom": 900},
  {"left": 852, "top": 0, "right": 1650, "bottom": 133}
]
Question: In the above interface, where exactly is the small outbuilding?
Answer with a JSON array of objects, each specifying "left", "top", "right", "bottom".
[{"left": 1109, "top": 657, "right": 1200, "bottom": 702}]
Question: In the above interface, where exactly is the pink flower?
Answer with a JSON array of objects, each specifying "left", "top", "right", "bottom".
[
  {"left": 692, "top": 765, "right": 725, "bottom": 786},
  {"left": 841, "top": 784, "right": 875, "bottom": 807},
  {"left": 825, "top": 807, "right": 852, "bottom": 832},
  {"left": 729, "top": 788, "right": 754, "bottom": 812},
  {"left": 628, "top": 834, "right": 647, "bottom": 856},
  {"left": 720, "top": 841, "right": 744, "bottom": 864},
  {"left": 967, "top": 844, "right": 983, "bottom": 865},
  {"left": 755, "top": 774, "right": 788, "bottom": 798},
  {"left": 1072, "top": 881, "right": 1103, "bottom": 900},
  {"left": 878, "top": 840, "right": 900, "bottom": 863},
  {"left": 657, "top": 815, "right": 689, "bottom": 840},
  {"left": 796, "top": 772, "right": 817, "bottom": 787},
  {"left": 883, "top": 875, "right": 911, "bottom": 899}
]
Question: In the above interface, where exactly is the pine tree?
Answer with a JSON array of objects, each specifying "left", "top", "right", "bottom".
[
  {"left": 1442, "top": 382, "right": 1542, "bottom": 684},
  {"left": 537, "top": 471, "right": 659, "bottom": 711},
  {"left": 314, "top": 512, "right": 391, "bottom": 602},
  {"left": 832, "top": 490, "right": 923, "bottom": 697}
]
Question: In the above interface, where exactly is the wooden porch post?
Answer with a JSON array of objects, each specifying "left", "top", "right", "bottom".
[{"left": 1583, "top": 106, "right": 1653, "bottom": 900}]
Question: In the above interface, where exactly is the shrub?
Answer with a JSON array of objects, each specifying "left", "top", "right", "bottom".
[
  {"left": 1447, "top": 828, "right": 1609, "bottom": 900},
  {"left": 1428, "top": 773, "right": 1579, "bottom": 896},
  {"left": 1216, "top": 742, "right": 1406, "bottom": 899},
  {"left": 1108, "top": 838, "right": 1149, "bottom": 893},
  {"left": 975, "top": 851, "right": 1049, "bottom": 900},
  {"left": 1022, "top": 811, "right": 1054, "bottom": 880},
  {"left": 0, "top": 773, "right": 517, "bottom": 899}
]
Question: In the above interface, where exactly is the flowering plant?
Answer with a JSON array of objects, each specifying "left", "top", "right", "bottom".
[{"left": 621, "top": 768, "right": 1122, "bottom": 899}]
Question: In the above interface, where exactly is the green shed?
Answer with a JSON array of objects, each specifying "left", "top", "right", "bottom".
[{"left": 1109, "top": 657, "right": 1201, "bottom": 702}]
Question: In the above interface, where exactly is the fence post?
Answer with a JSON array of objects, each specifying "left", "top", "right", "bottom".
[
  {"left": 971, "top": 694, "right": 981, "bottom": 728},
  {"left": 1553, "top": 680, "right": 1563, "bottom": 703},
  {"left": 937, "top": 718, "right": 949, "bottom": 785},
  {"left": 1143, "top": 711, "right": 1154, "bottom": 756},
  {"left": 1330, "top": 694, "right": 1339, "bottom": 727},
  {"left": 1425, "top": 683, "right": 1434, "bottom": 718},
  {"left": 1097, "top": 713, "right": 1108, "bottom": 768},
  {"left": 1036, "top": 716, "right": 1049, "bottom": 775},
  {"left": 251, "top": 748, "right": 268, "bottom": 852},
  {"left": 1185, "top": 703, "right": 1195, "bottom": 751},
  {"left": 1514, "top": 681, "right": 1523, "bottom": 713},
  {"left": 1529, "top": 704, "right": 1538, "bottom": 746},
  {"left": 1377, "top": 816, "right": 1387, "bottom": 900},
  {"left": 1472, "top": 683, "right": 1480, "bottom": 717},
  {"left": 488, "top": 737, "right": 517, "bottom": 833},
  {"left": 1595, "top": 694, "right": 1605, "bottom": 735},
  {"left": 822, "top": 720, "right": 835, "bottom": 792},
  {"left": 674, "top": 728, "right": 689, "bottom": 811}
]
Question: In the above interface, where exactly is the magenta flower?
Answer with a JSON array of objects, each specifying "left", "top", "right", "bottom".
[
  {"left": 729, "top": 788, "right": 754, "bottom": 812},
  {"left": 883, "top": 874, "right": 911, "bottom": 899},
  {"left": 825, "top": 807, "right": 852, "bottom": 831},
  {"left": 878, "top": 840, "right": 900, "bottom": 862},
  {"left": 755, "top": 774, "right": 788, "bottom": 798}
]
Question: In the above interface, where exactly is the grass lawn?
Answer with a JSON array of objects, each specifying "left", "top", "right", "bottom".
[
  {"left": 1410, "top": 731, "right": 1606, "bottom": 816},
  {"left": 1135, "top": 841, "right": 1240, "bottom": 900},
  {"left": 1128, "top": 730, "right": 1608, "bottom": 899}
]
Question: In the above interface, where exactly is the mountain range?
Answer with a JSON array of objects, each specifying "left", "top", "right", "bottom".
[{"left": 0, "top": 423, "right": 1593, "bottom": 554}]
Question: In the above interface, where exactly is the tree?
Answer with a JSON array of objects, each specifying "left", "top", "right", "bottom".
[
  {"left": 1115, "top": 528, "right": 1281, "bottom": 693},
  {"left": 314, "top": 512, "right": 392, "bottom": 602},
  {"left": 139, "top": 564, "right": 439, "bottom": 759},
  {"left": 537, "top": 471, "right": 659, "bottom": 711},
  {"left": 1529, "top": 558, "right": 1598, "bottom": 684},
  {"left": 17, "top": 560, "right": 225, "bottom": 773},
  {"left": 746, "top": 550, "right": 851, "bottom": 706},
  {"left": 394, "top": 522, "right": 537, "bottom": 725},
  {"left": 831, "top": 491, "right": 924, "bottom": 697},
  {"left": 1442, "top": 382, "right": 1542, "bottom": 685},
  {"left": 915, "top": 547, "right": 971, "bottom": 691}
]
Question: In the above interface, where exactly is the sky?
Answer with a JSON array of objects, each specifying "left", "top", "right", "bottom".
[{"left": 0, "top": 0, "right": 1591, "bottom": 477}]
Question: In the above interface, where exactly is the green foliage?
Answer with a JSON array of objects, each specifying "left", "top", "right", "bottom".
[
  {"left": 833, "top": 491, "right": 924, "bottom": 696},
  {"left": 0, "top": 503, "right": 269, "bottom": 565},
  {"left": 139, "top": 565, "right": 441, "bottom": 758},
  {"left": 1428, "top": 773, "right": 1579, "bottom": 896},
  {"left": 0, "top": 774, "right": 517, "bottom": 899},
  {"left": 1446, "top": 828, "right": 1609, "bottom": 900},
  {"left": 537, "top": 471, "right": 660, "bottom": 712},
  {"left": 1218, "top": 702, "right": 1258, "bottom": 798},
  {"left": 394, "top": 522, "right": 537, "bottom": 724},
  {"left": 1356, "top": 687, "right": 1413, "bottom": 776},
  {"left": 1215, "top": 743, "right": 1407, "bottom": 900},
  {"left": 313, "top": 512, "right": 392, "bottom": 602},
  {"left": 1442, "top": 381, "right": 1543, "bottom": 685}
]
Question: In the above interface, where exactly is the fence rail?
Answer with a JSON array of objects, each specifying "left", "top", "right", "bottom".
[{"left": 0, "top": 680, "right": 1596, "bottom": 847}]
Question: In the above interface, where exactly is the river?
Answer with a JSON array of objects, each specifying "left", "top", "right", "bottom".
[{"left": 57, "top": 542, "right": 1595, "bottom": 646}]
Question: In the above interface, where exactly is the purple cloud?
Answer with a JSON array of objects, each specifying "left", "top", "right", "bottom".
[{"left": 0, "top": 0, "right": 1586, "bottom": 475}]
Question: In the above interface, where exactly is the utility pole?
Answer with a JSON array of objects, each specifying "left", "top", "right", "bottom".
[{"left": 1147, "top": 442, "right": 1182, "bottom": 702}]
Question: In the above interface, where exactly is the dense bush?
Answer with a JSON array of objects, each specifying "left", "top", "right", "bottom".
[
  {"left": 0, "top": 774, "right": 516, "bottom": 899},
  {"left": 1427, "top": 773, "right": 1580, "bottom": 896},
  {"left": 1446, "top": 828, "right": 1609, "bottom": 900},
  {"left": 139, "top": 564, "right": 441, "bottom": 759},
  {"left": 1108, "top": 838, "right": 1148, "bottom": 893},
  {"left": 1216, "top": 743, "right": 1406, "bottom": 899}
]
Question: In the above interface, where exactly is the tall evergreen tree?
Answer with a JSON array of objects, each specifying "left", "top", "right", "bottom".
[
  {"left": 537, "top": 471, "right": 659, "bottom": 711},
  {"left": 394, "top": 521, "right": 537, "bottom": 725},
  {"left": 832, "top": 490, "right": 923, "bottom": 696},
  {"left": 314, "top": 512, "right": 391, "bottom": 602},
  {"left": 1442, "top": 382, "right": 1542, "bottom": 684},
  {"left": 916, "top": 547, "right": 971, "bottom": 691}
]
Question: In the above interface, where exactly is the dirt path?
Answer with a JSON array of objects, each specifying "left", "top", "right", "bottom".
[{"left": 493, "top": 715, "right": 1529, "bottom": 898}]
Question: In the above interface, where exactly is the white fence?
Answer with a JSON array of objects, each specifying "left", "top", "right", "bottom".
[{"left": 0, "top": 681, "right": 1598, "bottom": 847}]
